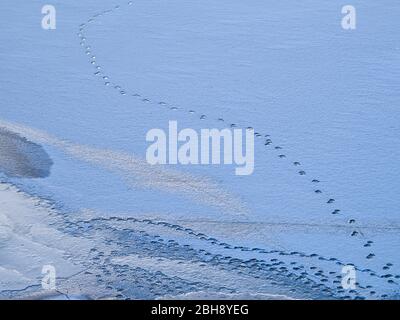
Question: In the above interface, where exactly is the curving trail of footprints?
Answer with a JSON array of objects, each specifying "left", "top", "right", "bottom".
[
  {"left": 0, "top": 183, "right": 397, "bottom": 300},
  {"left": 73, "top": 1, "right": 399, "bottom": 298},
  {"left": 57, "top": 213, "right": 396, "bottom": 299}
]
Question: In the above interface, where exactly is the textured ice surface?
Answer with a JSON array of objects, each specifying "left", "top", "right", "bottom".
[
  {"left": 0, "top": 128, "right": 53, "bottom": 178},
  {"left": 0, "top": 0, "right": 399, "bottom": 299}
]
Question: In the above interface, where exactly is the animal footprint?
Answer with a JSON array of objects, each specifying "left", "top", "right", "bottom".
[
  {"left": 363, "top": 240, "right": 373, "bottom": 247},
  {"left": 265, "top": 139, "right": 272, "bottom": 146}
]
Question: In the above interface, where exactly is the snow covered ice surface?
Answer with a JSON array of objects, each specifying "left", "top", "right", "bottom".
[{"left": 0, "top": 0, "right": 399, "bottom": 300}]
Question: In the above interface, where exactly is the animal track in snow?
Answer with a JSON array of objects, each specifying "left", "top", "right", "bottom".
[
  {"left": 75, "top": 0, "right": 399, "bottom": 296},
  {"left": 59, "top": 216, "right": 374, "bottom": 299}
]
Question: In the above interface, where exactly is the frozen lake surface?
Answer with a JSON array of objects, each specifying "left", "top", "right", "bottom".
[{"left": 0, "top": 0, "right": 399, "bottom": 299}]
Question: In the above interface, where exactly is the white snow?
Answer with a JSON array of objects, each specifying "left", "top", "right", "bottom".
[{"left": 0, "top": 0, "right": 399, "bottom": 299}]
